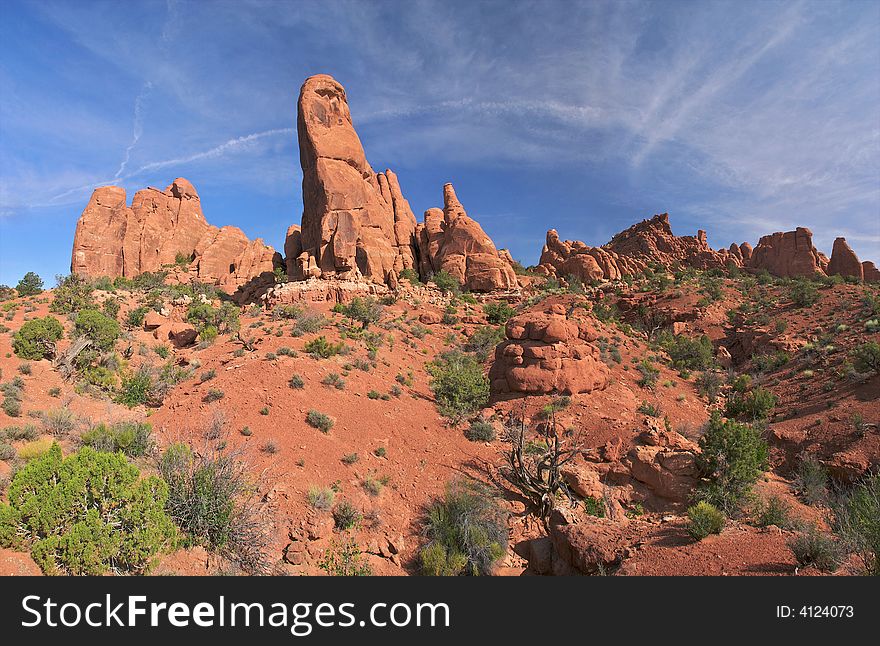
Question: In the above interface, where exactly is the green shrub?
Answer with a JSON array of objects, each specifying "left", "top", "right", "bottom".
[
  {"left": 687, "top": 501, "right": 725, "bottom": 539},
  {"left": 306, "top": 410, "right": 334, "bottom": 433},
  {"left": 203, "top": 389, "right": 225, "bottom": 403},
  {"left": 2, "top": 397, "right": 21, "bottom": 418},
  {"left": 637, "top": 401, "right": 662, "bottom": 417},
  {"left": 293, "top": 311, "right": 327, "bottom": 335},
  {"left": 463, "top": 325, "right": 505, "bottom": 361},
  {"left": 788, "top": 526, "right": 842, "bottom": 571},
  {"left": 0, "top": 444, "right": 174, "bottom": 574},
  {"left": 794, "top": 455, "right": 828, "bottom": 505},
  {"left": 752, "top": 351, "right": 790, "bottom": 373},
  {"left": 42, "top": 407, "right": 79, "bottom": 436},
  {"left": 332, "top": 500, "right": 361, "bottom": 530},
  {"left": 431, "top": 270, "right": 460, "bottom": 295},
  {"left": 81, "top": 421, "right": 153, "bottom": 457},
  {"left": 724, "top": 385, "right": 776, "bottom": 421},
  {"left": 583, "top": 496, "right": 606, "bottom": 518},
  {"left": 754, "top": 496, "right": 791, "bottom": 528},
  {"left": 483, "top": 302, "right": 515, "bottom": 325},
  {"left": 464, "top": 420, "right": 496, "bottom": 442},
  {"left": 319, "top": 537, "right": 372, "bottom": 576},
  {"left": 12, "top": 316, "right": 63, "bottom": 360},
  {"left": 288, "top": 374, "right": 305, "bottom": 389},
  {"left": 304, "top": 336, "right": 344, "bottom": 358},
  {"left": 50, "top": 274, "right": 95, "bottom": 314},
  {"left": 130, "top": 271, "right": 168, "bottom": 291},
  {"left": 695, "top": 412, "right": 768, "bottom": 515},
  {"left": 307, "top": 485, "right": 335, "bottom": 510},
  {"left": 127, "top": 306, "right": 149, "bottom": 328},
  {"left": 636, "top": 359, "right": 659, "bottom": 389},
  {"left": 0, "top": 442, "right": 15, "bottom": 461},
  {"left": 428, "top": 350, "right": 490, "bottom": 420},
  {"left": 398, "top": 267, "right": 421, "bottom": 285},
  {"left": 852, "top": 341, "right": 880, "bottom": 375},
  {"left": 186, "top": 303, "right": 220, "bottom": 331},
  {"left": 322, "top": 373, "right": 345, "bottom": 389},
  {"left": 788, "top": 279, "right": 819, "bottom": 308},
  {"left": 158, "top": 442, "right": 269, "bottom": 574},
  {"left": 116, "top": 368, "right": 155, "bottom": 407},
  {"left": 658, "top": 333, "right": 715, "bottom": 371},
  {"left": 0, "top": 285, "right": 17, "bottom": 301},
  {"left": 15, "top": 272, "right": 43, "bottom": 297},
  {"left": 273, "top": 304, "right": 303, "bottom": 320},
  {"left": 74, "top": 309, "right": 121, "bottom": 351},
  {"left": 102, "top": 297, "right": 121, "bottom": 320},
  {"left": 420, "top": 479, "right": 507, "bottom": 576},
  {"left": 336, "top": 297, "right": 383, "bottom": 329},
  {"left": 695, "top": 371, "right": 723, "bottom": 403},
  {"left": 3, "top": 424, "right": 38, "bottom": 441},
  {"left": 832, "top": 473, "right": 880, "bottom": 575}
]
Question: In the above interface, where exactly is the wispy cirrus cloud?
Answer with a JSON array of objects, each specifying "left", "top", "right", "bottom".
[{"left": 1, "top": 0, "right": 878, "bottom": 285}]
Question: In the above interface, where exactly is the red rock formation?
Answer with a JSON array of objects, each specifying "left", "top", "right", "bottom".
[
  {"left": 827, "top": 237, "right": 863, "bottom": 280},
  {"left": 489, "top": 297, "right": 609, "bottom": 395},
  {"left": 284, "top": 225, "right": 302, "bottom": 278},
  {"left": 746, "top": 227, "right": 827, "bottom": 278},
  {"left": 294, "top": 74, "right": 417, "bottom": 285},
  {"left": 71, "top": 178, "right": 279, "bottom": 293},
  {"left": 604, "top": 213, "right": 736, "bottom": 271},
  {"left": 537, "top": 214, "right": 739, "bottom": 281},
  {"left": 416, "top": 184, "right": 518, "bottom": 291},
  {"left": 538, "top": 229, "right": 642, "bottom": 283},
  {"left": 863, "top": 261, "right": 880, "bottom": 283}
]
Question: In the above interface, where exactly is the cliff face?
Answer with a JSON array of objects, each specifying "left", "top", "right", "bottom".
[{"left": 746, "top": 227, "right": 828, "bottom": 278}]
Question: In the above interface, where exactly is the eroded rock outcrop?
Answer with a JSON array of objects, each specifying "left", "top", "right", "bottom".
[
  {"left": 71, "top": 178, "right": 280, "bottom": 293},
  {"left": 747, "top": 227, "right": 828, "bottom": 278},
  {"left": 489, "top": 297, "right": 609, "bottom": 395},
  {"left": 827, "top": 237, "right": 863, "bottom": 280},
  {"left": 863, "top": 261, "right": 880, "bottom": 283},
  {"left": 293, "top": 74, "right": 418, "bottom": 285},
  {"left": 538, "top": 214, "right": 742, "bottom": 282},
  {"left": 416, "top": 184, "right": 518, "bottom": 291}
]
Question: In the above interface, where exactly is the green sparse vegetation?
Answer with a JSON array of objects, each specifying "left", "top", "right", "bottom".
[
  {"left": 306, "top": 410, "right": 334, "bottom": 433},
  {"left": 0, "top": 444, "right": 174, "bottom": 575},
  {"left": 419, "top": 479, "right": 507, "bottom": 576},
  {"left": 428, "top": 350, "right": 490, "bottom": 420},
  {"left": 687, "top": 501, "right": 725, "bottom": 540},
  {"left": 695, "top": 412, "right": 769, "bottom": 515},
  {"left": 12, "top": 316, "right": 64, "bottom": 360}
]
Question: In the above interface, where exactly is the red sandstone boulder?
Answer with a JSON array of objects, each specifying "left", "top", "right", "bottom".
[
  {"left": 747, "top": 227, "right": 827, "bottom": 278},
  {"left": 416, "top": 184, "right": 518, "bottom": 292},
  {"left": 418, "top": 312, "right": 442, "bottom": 325},
  {"left": 71, "top": 178, "right": 278, "bottom": 294},
  {"left": 827, "top": 237, "right": 863, "bottom": 280},
  {"left": 549, "top": 516, "right": 638, "bottom": 575},
  {"left": 489, "top": 297, "right": 609, "bottom": 395},
  {"left": 863, "top": 261, "right": 880, "bottom": 283},
  {"left": 143, "top": 311, "right": 167, "bottom": 331}
]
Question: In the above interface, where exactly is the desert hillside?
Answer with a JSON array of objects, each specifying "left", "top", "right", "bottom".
[{"left": 0, "top": 74, "right": 877, "bottom": 578}]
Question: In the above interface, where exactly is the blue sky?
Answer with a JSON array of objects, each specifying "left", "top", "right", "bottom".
[{"left": 1, "top": 0, "right": 879, "bottom": 285}]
